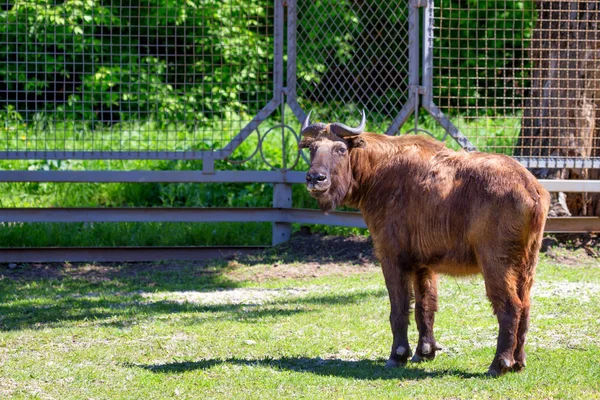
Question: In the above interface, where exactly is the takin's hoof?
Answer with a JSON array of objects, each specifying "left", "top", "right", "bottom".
[
  {"left": 411, "top": 342, "right": 440, "bottom": 363},
  {"left": 385, "top": 345, "right": 412, "bottom": 368},
  {"left": 410, "top": 354, "right": 427, "bottom": 363},
  {"left": 487, "top": 358, "right": 513, "bottom": 377},
  {"left": 511, "top": 360, "right": 526, "bottom": 373},
  {"left": 410, "top": 353, "right": 435, "bottom": 363}
]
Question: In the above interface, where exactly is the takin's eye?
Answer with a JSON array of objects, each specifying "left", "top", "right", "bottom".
[{"left": 335, "top": 146, "right": 347, "bottom": 155}]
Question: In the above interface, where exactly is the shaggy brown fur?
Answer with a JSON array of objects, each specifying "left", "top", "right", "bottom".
[{"left": 301, "top": 128, "right": 550, "bottom": 377}]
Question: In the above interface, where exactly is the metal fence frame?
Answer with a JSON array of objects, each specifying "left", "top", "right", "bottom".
[{"left": 1, "top": 0, "right": 600, "bottom": 260}]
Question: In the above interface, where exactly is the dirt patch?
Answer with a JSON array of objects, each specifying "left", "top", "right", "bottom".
[
  {"left": 273, "top": 231, "right": 376, "bottom": 265},
  {"left": 542, "top": 247, "right": 595, "bottom": 266},
  {"left": 542, "top": 233, "right": 600, "bottom": 261},
  {"left": 226, "top": 260, "right": 378, "bottom": 283},
  {"left": 541, "top": 234, "right": 600, "bottom": 266},
  {"left": 2, "top": 231, "right": 594, "bottom": 284},
  {"left": 226, "top": 232, "right": 379, "bottom": 282},
  {"left": 0, "top": 262, "right": 119, "bottom": 282}
]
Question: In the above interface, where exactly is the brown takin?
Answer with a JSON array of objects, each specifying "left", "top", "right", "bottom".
[{"left": 299, "top": 111, "right": 550, "bottom": 377}]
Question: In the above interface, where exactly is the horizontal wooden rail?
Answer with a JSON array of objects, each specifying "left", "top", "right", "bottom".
[
  {"left": 1, "top": 171, "right": 600, "bottom": 192},
  {"left": 0, "top": 170, "right": 306, "bottom": 184},
  {"left": 0, "top": 209, "right": 596, "bottom": 263},
  {"left": 0, "top": 207, "right": 598, "bottom": 233}
]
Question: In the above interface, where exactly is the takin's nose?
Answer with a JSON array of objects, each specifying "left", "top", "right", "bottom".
[{"left": 306, "top": 172, "right": 328, "bottom": 185}]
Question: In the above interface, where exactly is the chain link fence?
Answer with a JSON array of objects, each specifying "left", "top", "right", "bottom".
[
  {"left": 1, "top": 0, "right": 275, "bottom": 158},
  {"left": 295, "top": 0, "right": 412, "bottom": 134},
  {"left": 2, "top": 0, "right": 600, "bottom": 165},
  {"left": 431, "top": 0, "right": 600, "bottom": 168},
  {"left": 1, "top": 0, "right": 600, "bottom": 252}
]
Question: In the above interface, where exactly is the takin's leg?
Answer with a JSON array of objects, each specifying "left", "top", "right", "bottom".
[
  {"left": 512, "top": 255, "right": 538, "bottom": 372},
  {"left": 480, "top": 260, "right": 523, "bottom": 377},
  {"left": 411, "top": 268, "right": 442, "bottom": 362},
  {"left": 381, "top": 257, "right": 414, "bottom": 368}
]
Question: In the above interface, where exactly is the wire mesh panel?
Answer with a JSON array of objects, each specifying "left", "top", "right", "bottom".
[
  {"left": 0, "top": 0, "right": 274, "bottom": 159},
  {"left": 295, "top": 0, "right": 412, "bottom": 133},
  {"left": 432, "top": 0, "right": 600, "bottom": 168}
]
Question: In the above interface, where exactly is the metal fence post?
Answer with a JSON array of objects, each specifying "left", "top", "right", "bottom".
[
  {"left": 272, "top": 183, "right": 292, "bottom": 245},
  {"left": 420, "top": 0, "right": 477, "bottom": 152},
  {"left": 270, "top": 0, "right": 293, "bottom": 246}
]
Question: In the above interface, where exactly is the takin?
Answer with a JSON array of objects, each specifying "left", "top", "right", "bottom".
[{"left": 299, "top": 111, "right": 550, "bottom": 377}]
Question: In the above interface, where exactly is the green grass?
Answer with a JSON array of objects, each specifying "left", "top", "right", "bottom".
[
  {"left": 0, "top": 251, "right": 598, "bottom": 399},
  {"left": 0, "top": 222, "right": 273, "bottom": 247}
]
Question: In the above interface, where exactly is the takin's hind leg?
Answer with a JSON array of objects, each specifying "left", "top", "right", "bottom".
[
  {"left": 411, "top": 268, "right": 442, "bottom": 362},
  {"left": 512, "top": 263, "right": 536, "bottom": 372},
  {"left": 487, "top": 295, "right": 522, "bottom": 377},
  {"left": 480, "top": 261, "right": 523, "bottom": 377}
]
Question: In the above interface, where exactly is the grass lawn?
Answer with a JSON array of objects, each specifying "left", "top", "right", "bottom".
[{"left": 0, "top": 234, "right": 599, "bottom": 399}]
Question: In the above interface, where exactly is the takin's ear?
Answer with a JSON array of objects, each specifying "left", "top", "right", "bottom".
[
  {"left": 299, "top": 136, "right": 314, "bottom": 149},
  {"left": 346, "top": 136, "right": 366, "bottom": 149}
]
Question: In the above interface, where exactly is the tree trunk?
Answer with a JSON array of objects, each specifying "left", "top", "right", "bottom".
[{"left": 516, "top": 0, "right": 600, "bottom": 216}]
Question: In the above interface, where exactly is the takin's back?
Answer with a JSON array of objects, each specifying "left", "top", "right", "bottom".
[{"left": 353, "top": 134, "right": 550, "bottom": 270}]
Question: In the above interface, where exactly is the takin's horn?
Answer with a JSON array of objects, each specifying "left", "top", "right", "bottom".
[
  {"left": 330, "top": 110, "right": 366, "bottom": 137},
  {"left": 301, "top": 110, "right": 312, "bottom": 131},
  {"left": 300, "top": 110, "right": 327, "bottom": 137}
]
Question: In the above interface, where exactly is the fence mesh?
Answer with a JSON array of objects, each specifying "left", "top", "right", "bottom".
[
  {"left": 1, "top": 0, "right": 274, "bottom": 157},
  {"left": 433, "top": 0, "right": 600, "bottom": 164},
  {"left": 295, "top": 0, "right": 411, "bottom": 133},
  {"left": 4, "top": 1, "right": 600, "bottom": 164}
]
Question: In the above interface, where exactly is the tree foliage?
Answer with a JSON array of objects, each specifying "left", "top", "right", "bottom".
[
  {"left": 0, "top": 0, "right": 536, "bottom": 127},
  {"left": 0, "top": 0, "right": 273, "bottom": 126},
  {"left": 434, "top": 0, "right": 536, "bottom": 116}
]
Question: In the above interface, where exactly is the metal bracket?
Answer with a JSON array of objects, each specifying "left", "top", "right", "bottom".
[
  {"left": 202, "top": 158, "right": 215, "bottom": 175},
  {"left": 410, "top": 85, "right": 427, "bottom": 95}
]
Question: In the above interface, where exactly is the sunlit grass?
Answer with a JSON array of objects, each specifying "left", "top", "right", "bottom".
[{"left": 0, "top": 252, "right": 598, "bottom": 399}]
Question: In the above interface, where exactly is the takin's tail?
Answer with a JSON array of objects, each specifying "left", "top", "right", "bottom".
[
  {"left": 531, "top": 188, "right": 551, "bottom": 238},
  {"left": 527, "top": 187, "right": 551, "bottom": 259}
]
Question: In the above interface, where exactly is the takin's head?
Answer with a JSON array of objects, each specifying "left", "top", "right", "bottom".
[{"left": 299, "top": 111, "right": 367, "bottom": 212}]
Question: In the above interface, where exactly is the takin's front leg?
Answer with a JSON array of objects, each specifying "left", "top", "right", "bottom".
[
  {"left": 381, "top": 258, "right": 414, "bottom": 368},
  {"left": 411, "top": 268, "right": 442, "bottom": 362}
]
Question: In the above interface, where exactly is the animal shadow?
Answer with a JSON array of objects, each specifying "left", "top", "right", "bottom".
[{"left": 130, "top": 357, "right": 487, "bottom": 381}]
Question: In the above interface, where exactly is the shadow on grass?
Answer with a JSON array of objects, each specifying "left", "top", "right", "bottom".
[
  {"left": 0, "top": 271, "right": 384, "bottom": 331},
  {"left": 246, "top": 232, "right": 376, "bottom": 266},
  {"left": 129, "top": 357, "right": 487, "bottom": 380},
  {"left": 0, "top": 234, "right": 383, "bottom": 331}
]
